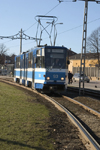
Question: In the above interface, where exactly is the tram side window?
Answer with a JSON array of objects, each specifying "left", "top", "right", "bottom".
[
  {"left": 36, "top": 57, "right": 40, "bottom": 68},
  {"left": 16, "top": 57, "right": 20, "bottom": 68},
  {"left": 28, "top": 52, "right": 33, "bottom": 68},
  {"left": 22, "top": 56, "right": 24, "bottom": 68},
  {"left": 21, "top": 57, "right": 23, "bottom": 68},
  {"left": 41, "top": 56, "right": 45, "bottom": 68},
  {"left": 25, "top": 55, "right": 28, "bottom": 68},
  {"left": 36, "top": 56, "right": 44, "bottom": 68}
]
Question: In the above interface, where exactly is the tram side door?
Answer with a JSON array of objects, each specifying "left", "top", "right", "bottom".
[
  {"left": 32, "top": 55, "right": 36, "bottom": 83},
  {"left": 25, "top": 54, "right": 28, "bottom": 81},
  {"left": 20, "top": 55, "right": 22, "bottom": 80},
  {"left": 23, "top": 54, "right": 25, "bottom": 81}
]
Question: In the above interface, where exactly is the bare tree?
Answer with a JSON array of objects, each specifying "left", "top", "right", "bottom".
[
  {"left": 86, "top": 27, "right": 100, "bottom": 79},
  {"left": 0, "top": 43, "right": 9, "bottom": 64},
  {"left": 0, "top": 43, "right": 8, "bottom": 55}
]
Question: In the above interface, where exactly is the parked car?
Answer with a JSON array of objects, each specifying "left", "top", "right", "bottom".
[{"left": 73, "top": 73, "right": 90, "bottom": 83}]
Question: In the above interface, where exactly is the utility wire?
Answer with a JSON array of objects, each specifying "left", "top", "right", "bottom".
[
  {"left": 58, "top": 0, "right": 73, "bottom": 2},
  {"left": 24, "top": 3, "right": 61, "bottom": 32},
  {"left": 7, "top": 17, "right": 100, "bottom": 49},
  {"left": 8, "top": 41, "right": 36, "bottom": 49},
  {"left": 57, "top": 17, "right": 100, "bottom": 35},
  {"left": 2, "top": 3, "right": 61, "bottom": 44},
  {"left": 45, "top": 3, "right": 61, "bottom": 15},
  {"left": 2, "top": 40, "right": 13, "bottom": 44},
  {"left": 24, "top": 22, "right": 37, "bottom": 33},
  {"left": 41, "top": 17, "right": 100, "bottom": 40},
  {"left": 60, "top": 0, "right": 100, "bottom": 2}
]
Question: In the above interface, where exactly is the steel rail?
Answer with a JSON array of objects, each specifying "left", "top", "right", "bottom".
[
  {"left": 43, "top": 94, "right": 100, "bottom": 150},
  {"left": 62, "top": 95, "right": 100, "bottom": 118},
  {"left": 67, "top": 86, "right": 100, "bottom": 97}
]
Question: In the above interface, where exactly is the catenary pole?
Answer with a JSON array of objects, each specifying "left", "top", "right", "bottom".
[
  {"left": 79, "top": 0, "right": 100, "bottom": 95},
  {"left": 58, "top": 0, "right": 100, "bottom": 95},
  {"left": 0, "top": 29, "right": 41, "bottom": 54},
  {"left": 79, "top": 0, "right": 88, "bottom": 95},
  {"left": 20, "top": 28, "right": 22, "bottom": 54}
]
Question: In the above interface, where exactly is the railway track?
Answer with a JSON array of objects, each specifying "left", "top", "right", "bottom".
[
  {"left": 0, "top": 76, "right": 100, "bottom": 150},
  {"left": 47, "top": 92, "right": 100, "bottom": 143},
  {"left": 44, "top": 94, "right": 100, "bottom": 150},
  {"left": 67, "top": 86, "right": 100, "bottom": 98}
]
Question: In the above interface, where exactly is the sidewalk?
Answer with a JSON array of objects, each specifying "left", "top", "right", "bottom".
[
  {"left": 68, "top": 80, "right": 100, "bottom": 91},
  {"left": 0, "top": 75, "right": 13, "bottom": 78}
]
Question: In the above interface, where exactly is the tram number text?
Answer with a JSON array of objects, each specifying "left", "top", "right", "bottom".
[{"left": 53, "top": 74, "right": 58, "bottom": 78}]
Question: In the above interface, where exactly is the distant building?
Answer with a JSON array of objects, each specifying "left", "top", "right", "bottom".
[
  {"left": 5, "top": 54, "right": 15, "bottom": 64},
  {"left": 7, "top": 64, "right": 14, "bottom": 76},
  {"left": 0, "top": 64, "right": 14, "bottom": 76},
  {"left": 68, "top": 48, "right": 77, "bottom": 57},
  {"left": 0, "top": 54, "right": 15, "bottom": 76},
  {"left": 66, "top": 48, "right": 77, "bottom": 69},
  {"left": 69, "top": 52, "right": 100, "bottom": 79}
]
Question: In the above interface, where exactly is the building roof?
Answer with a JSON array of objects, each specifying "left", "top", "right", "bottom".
[
  {"left": 68, "top": 49, "right": 77, "bottom": 57},
  {"left": 69, "top": 53, "right": 100, "bottom": 60}
]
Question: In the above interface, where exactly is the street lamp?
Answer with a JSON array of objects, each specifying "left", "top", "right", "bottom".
[{"left": 54, "top": 23, "right": 63, "bottom": 46}]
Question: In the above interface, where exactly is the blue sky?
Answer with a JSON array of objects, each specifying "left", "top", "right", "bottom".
[{"left": 0, "top": 0, "right": 100, "bottom": 55}]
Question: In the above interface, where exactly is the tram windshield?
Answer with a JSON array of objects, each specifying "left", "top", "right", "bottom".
[{"left": 45, "top": 48, "right": 66, "bottom": 69}]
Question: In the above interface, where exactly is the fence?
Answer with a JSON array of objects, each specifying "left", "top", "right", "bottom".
[{"left": 73, "top": 67, "right": 100, "bottom": 78}]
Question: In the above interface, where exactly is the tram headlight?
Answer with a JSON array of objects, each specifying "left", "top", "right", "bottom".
[
  {"left": 61, "top": 77, "right": 64, "bottom": 81},
  {"left": 47, "top": 77, "right": 50, "bottom": 80}
]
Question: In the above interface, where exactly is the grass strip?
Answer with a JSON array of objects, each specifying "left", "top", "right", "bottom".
[{"left": 0, "top": 82, "right": 55, "bottom": 150}]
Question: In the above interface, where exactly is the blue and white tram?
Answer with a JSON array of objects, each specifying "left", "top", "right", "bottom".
[{"left": 14, "top": 45, "right": 69, "bottom": 92}]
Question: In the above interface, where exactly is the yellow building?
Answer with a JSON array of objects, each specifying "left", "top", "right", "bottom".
[{"left": 68, "top": 53, "right": 100, "bottom": 79}]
